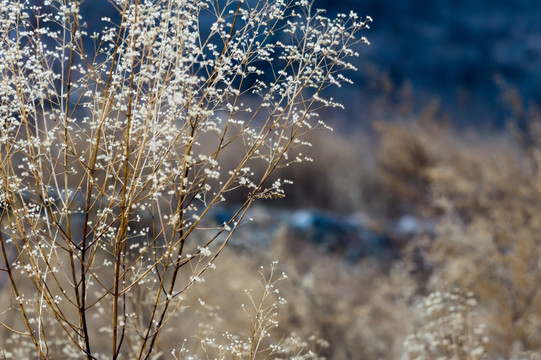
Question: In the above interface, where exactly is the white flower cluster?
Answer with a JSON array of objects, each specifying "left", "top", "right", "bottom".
[
  {"left": 403, "top": 290, "right": 488, "bottom": 360},
  {"left": 0, "top": 0, "right": 369, "bottom": 357}
]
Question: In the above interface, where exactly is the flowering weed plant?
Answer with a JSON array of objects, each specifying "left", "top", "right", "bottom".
[{"left": 0, "top": 0, "right": 369, "bottom": 358}]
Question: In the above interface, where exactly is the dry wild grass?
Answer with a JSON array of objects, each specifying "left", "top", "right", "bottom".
[
  {"left": 206, "top": 90, "right": 541, "bottom": 360},
  {"left": 367, "top": 101, "right": 541, "bottom": 358},
  {"left": 254, "top": 92, "right": 541, "bottom": 359},
  {"left": 177, "top": 99, "right": 536, "bottom": 360}
]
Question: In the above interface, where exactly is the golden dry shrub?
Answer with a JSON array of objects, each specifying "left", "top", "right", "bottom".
[
  {"left": 395, "top": 118, "right": 541, "bottom": 357},
  {"left": 373, "top": 106, "right": 450, "bottom": 218},
  {"left": 369, "top": 104, "right": 541, "bottom": 358},
  {"left": 425, "top": 149, "right": 541, "bottom": 357}
]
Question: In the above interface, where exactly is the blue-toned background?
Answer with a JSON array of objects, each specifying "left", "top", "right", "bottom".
[
  {"left": 71, "top": 0, "right": 541, "bottom": 127},
  {"left": 316, "top": 0, "right": 541, "bottom": 127}
]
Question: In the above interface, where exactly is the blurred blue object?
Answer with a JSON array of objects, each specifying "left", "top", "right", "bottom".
[{"left": 288, "top": 209, "right": 392, "bottom": 262}]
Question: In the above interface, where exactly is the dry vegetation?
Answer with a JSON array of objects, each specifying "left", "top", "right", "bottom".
[
  {"left": 0, "top": 0, "right": 370, "bottom": 358},
  {"left": 133, "top": 92, "right": 541, "bottom": 359},
  {"left": 0, "top": 0, "right": 540, "bottom": 359},
  {"left": 249, "top": 84, "right": 541, "bottom": 359}
]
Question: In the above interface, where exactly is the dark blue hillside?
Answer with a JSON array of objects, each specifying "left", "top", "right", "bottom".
[{"left": 315, "top": 0, "right": 541, "bottom": 127}]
